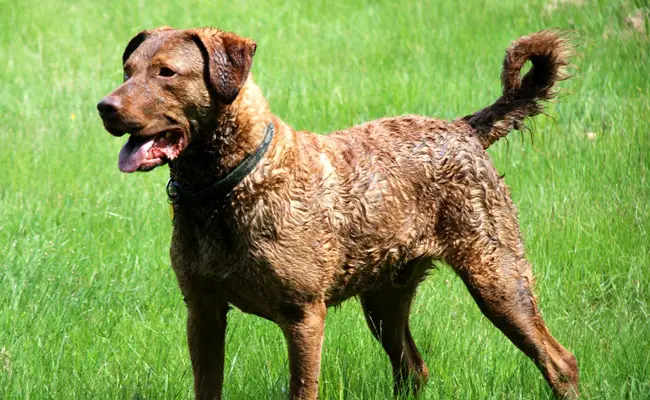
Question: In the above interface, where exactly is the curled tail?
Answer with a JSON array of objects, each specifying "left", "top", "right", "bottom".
[{"left": 464, "top": 30, "right": 574, "bottom": 149}]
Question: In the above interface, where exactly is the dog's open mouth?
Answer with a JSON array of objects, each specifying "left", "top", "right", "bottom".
[{"left": 118, "top": 129, "right": 185, "bottom": 173}]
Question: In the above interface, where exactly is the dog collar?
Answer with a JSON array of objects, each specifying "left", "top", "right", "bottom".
[{"left": 166, "top": 122, "right": 274, "bottom": 203}]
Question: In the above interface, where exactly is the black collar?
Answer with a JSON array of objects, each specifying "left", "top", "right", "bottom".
[{"left": 166, "top": 122, "right": 275, "bottom": 203}]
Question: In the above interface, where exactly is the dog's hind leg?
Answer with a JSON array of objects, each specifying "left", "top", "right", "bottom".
[
  {"left": 441, "top": 180, "right": 579, "bottom": 398},
  {"left": 360, "top": 260, "right": 430, "bottom": 396},
  {"left": 435, "top": 146, "right": 579, "bottom": 397},
  {"left": 449, "top": 246, "right": 579, "bottom": 398}
]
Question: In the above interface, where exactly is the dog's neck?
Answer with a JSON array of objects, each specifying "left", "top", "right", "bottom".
[{"left": 169, "top": 78, "right": 273, "bottom": 192}]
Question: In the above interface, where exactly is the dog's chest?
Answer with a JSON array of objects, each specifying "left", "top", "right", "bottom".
[{"left": 170, "top": 213, "right": 290, "bottom": 320}]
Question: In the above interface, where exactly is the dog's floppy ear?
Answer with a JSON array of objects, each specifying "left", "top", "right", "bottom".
[
  {"left": 192, "top": 29, "right": 257, "bottom": 104},
  {"left": 122, "top": 26, "right": 175, "bottom": 65},
  {"left": 122, "top": 31, "right": 148, "bottom": 65}
]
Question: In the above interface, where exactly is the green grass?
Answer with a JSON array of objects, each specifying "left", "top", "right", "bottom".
[{"left": 1, "top": 0, "right": 649, "bottom": 398}]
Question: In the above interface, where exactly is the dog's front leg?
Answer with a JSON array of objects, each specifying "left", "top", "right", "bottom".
[
  {"left": 185, "top": 294, "right": 228, "bottom": 400},
  {"left": 280, "top": 301, "right": 327, "bottom": 400}
]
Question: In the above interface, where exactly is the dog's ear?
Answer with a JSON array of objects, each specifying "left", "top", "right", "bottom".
[
  {"left": 122, "top": 27, "right": 175, "bottom": 65},
  {"left": 192, "top": 29, "right": 257, "bottom": 104},
  {"left": 122, "top": 31, "right": 148, "bottom": 65}
]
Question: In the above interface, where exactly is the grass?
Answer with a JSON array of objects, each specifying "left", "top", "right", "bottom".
[{"left": 1, "top": 0, "right": 649, "bottom": 398}]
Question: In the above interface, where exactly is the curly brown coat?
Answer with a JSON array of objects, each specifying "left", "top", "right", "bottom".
[{"left": 98, "top": 28, "right": 579, "bottom": 399}]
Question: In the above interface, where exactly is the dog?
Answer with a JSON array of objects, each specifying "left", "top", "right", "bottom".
[{"left": 97, "top": 27, "right": 579, "bottom": 399}]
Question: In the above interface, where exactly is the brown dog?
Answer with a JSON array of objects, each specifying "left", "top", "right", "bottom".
[{"left": 97, "top": 27, "right": 579, "bottom": 399}]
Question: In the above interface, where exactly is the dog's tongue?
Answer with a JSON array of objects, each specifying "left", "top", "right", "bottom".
[{"left": 118, "top": 136, "right": 155, "bottom": 173}]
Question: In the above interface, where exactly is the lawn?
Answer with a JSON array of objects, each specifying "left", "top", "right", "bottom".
[{"left": 0, "top": 0, "right": 648, "bottom": 398}]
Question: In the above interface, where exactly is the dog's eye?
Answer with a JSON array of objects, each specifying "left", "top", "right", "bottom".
[{"left": 159, "top": 67, "right": 176, "bottom": 77}]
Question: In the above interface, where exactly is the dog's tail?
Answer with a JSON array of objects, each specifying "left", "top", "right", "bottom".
[{"left": 463, "top": 30, "right": 573, "bottom": 149}]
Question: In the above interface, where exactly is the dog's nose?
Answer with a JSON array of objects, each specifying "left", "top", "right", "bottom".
[{"left": 97, "top": 96, "right": 122, "bottom": 116}]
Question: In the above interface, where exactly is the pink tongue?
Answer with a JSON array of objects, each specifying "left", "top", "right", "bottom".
[{"left": 118, "top": 137, "right": 155, "bottom": 173}]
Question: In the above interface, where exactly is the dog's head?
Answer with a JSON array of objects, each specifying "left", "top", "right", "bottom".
[{"left": 97, "top": 27, "right": 257, "bottom": 173}]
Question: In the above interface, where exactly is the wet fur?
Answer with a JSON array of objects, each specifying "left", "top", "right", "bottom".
[{"left": 99, "top": 28, "right": 579, "bottom": 399}]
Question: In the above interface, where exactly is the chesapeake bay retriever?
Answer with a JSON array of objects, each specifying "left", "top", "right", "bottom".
[{"left": 97, "top": 27, "right": 579, "bottom": 399}]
